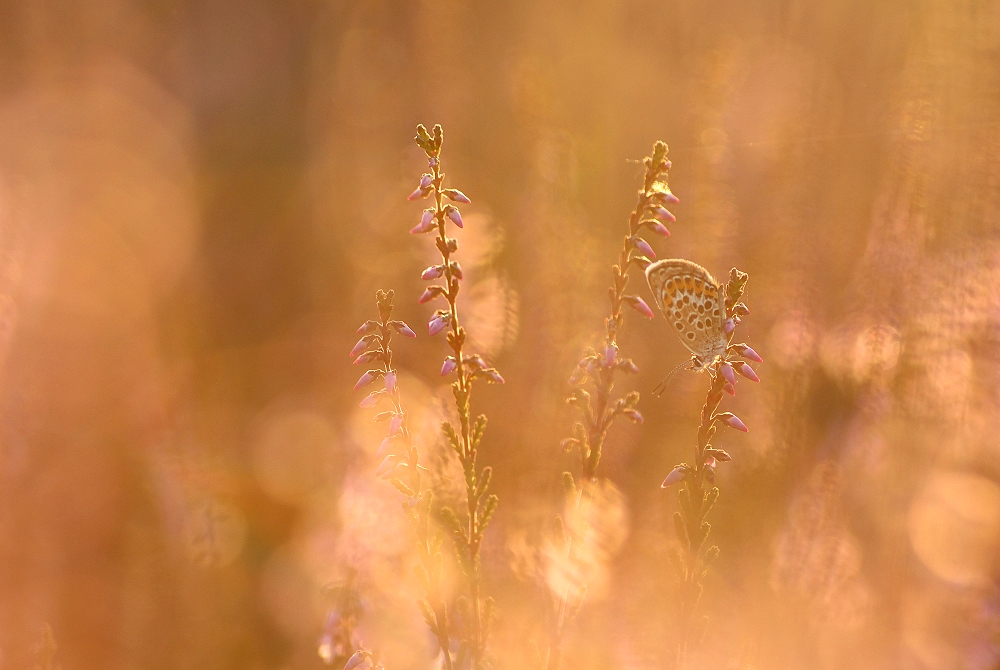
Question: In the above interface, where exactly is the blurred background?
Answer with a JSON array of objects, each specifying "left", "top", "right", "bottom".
[{"left": 0, "top": 0, "right": 999, "bottom": 669}]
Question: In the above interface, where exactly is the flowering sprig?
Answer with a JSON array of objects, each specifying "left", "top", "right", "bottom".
[
  {"left": 660, "top": 268, "right": 762, "bottom": 665},
  {"left": 350, "top": 289, "right": 454, "bottom": 670},
  {"left": 409, "top": 124, "right": 501, "bottom": 669},
  {"left": 547, "top": 141, "right": 677, "bottom": 670}
]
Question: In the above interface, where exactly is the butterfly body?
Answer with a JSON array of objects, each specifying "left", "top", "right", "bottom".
[{"left": 645, "top": 259, "right": 728, "bottom": 369}]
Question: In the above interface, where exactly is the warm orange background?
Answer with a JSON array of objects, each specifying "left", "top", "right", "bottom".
[{"left": 0, "top": 1, "right": 998, "bottom": 669}]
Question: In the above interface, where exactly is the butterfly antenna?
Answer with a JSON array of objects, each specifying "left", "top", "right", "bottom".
[{"left": 653, "top": 359, "right": 695, "bottom": 397}]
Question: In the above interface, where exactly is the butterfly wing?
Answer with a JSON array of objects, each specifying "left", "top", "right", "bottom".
[{"left": 645, "top": 259, "right": 728, "bottom": 362}]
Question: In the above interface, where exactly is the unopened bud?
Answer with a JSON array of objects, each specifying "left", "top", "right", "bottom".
[
  {"left": 725, "top": 415, "right": 748, "bottom": 432},
  {"left": 723, "top": 382, "right": 736, "bottom": 396},
  {"left": 375, "top": 455, "right": 400, "bottom": 478},
  {"left": 359, "top": 392, "right": 381, "bottom": 409},
  {"left": 441, "top": 357, "right": 457, "bottom": 376},
  {"left": 646, "top": 220, "right": 671, "bottom": 237},
  {"left": 650, "top": 206, "right": 677, "bottom": 222},
  {"left": 391, "top": 321, "right": 417, "bottom": 338},
  {"left": 407, "top": 187, "right": 429, "bottom": 201},
  {"left": 624, "top": 295, "right": 654, "bottom": 318},
  {"left": 623, "top": 408, "right": 643, "bottom": 424},
  {"left": 384, "top": 371, "right": 396, "bottom": 393},
  {"left": 605, "top": 345, "right": 617, "bottom": 367},
  {"left": 735, "top": 362, "right": 760, "bottom": 382},
  {"left": 720, "top": 362, "right": 736, "bottom": 385},
  {"left": 633, "top": 236, "right": 655, "bottom": 259},
  {"left": 739, "top": 345, "right": 763, "bottom": 363},
  {"left": 443, "top": 188, "right": 471, "bottom": 204},
  {"left": 483, "top": 369, "right": 505, "bottom": 384},
  {"left": 389, "top": 413, "right": 403, "bottom": 435},
  {"left": 357, "top": 321, "right": 378, "bottom": 335},
  {"left": 445, "top": 205, "right": 463, "bottom": 228},
  {"left": 421, "top": 265, "right": 445, "bottom": 280},
  {"left": 354, "top": 370, "right": 379, "bottom": 390},
  {"left": 419, "top": 173, "right": 433, "bottom": 188},
  {"left": 428, "top": 315, "right": 449, "bottom": 336},
  {"left": 350, "top": 336, "right": 372, "bottom": 358},
  {"left": 661, "top": 465, "right": 688, "bottom": 488},
  {"left": 418, "top": 286, "right": 445, "bottom": 304},
  {"left": 724, "top": 318, "right": 736, "bottom": 335}
]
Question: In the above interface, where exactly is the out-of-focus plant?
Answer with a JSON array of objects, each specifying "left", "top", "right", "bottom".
[
  {"left": 409, "top": 124, "right": 503, "bottom": 670},
  {"left": 546, "top": 141, "right": 677, "bottom": 670},
  {"left": 649, "top": 262, "right": 762, "bottom": 666},
  {"left": 349, "top": 290, "right": 454, "bottom": 668}
]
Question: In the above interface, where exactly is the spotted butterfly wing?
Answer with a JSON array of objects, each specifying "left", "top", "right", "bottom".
[{"left": 645, "top": 259, "right": 728, "bottom": 365}]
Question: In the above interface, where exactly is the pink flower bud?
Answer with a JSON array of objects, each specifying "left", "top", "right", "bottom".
[
  {"left": 720, "top": 362, "right": 735, "bottom": 385},
  {"left": 605, "top": 345, "right": 617, "bottom": 367},
  {"left": 446, "top": 206, "right": 463, "bottom": 228},
  {"left": 735, "top": 362, "right": 760, "bottom": 382},
  {"left": 376, "top": 436, "right": 395, "bottom": 458},
  {"left": 407, "top": 187, "right": 428, "bottom": 201},
  {"left": 384, "top": 371, "right": 396, "bottom": 393},
  {"left": 724, "top": 318, "right": 736, "bottom": 335},
  {"left": 353, "top": 350, "right": 380, "bottom": 365},
  {"left": 723, "top": 382, "right": 736, "bottom": 396},
  {"left": 359, "top": 392, "right": 380, "bottom": 409},
  {"left": 704, "top": 456, "right": 717, "bottom": 469},
  {"left": 650, "top": 206, "right": 677, "bottom": 222},
  {"left": 419, "top": 173, "right": 433, "bottom": 188},
  {"left": 617, "top": 359, "right": 639, "bottom": 374},
  {"left": 624, "top": 295, "right": 654, "bottom": 318},
  {"left": 739, "top": 345, "right": 763, "bottom": 363},
  {"left": 428, "top": 315, "right": 449, "bottom": 336},
  {"left": 661, "top": 466, "right": 688, "bottom": 488},
  {"left": 392, "top": 321, "right": 417, "bottom": 337},
  {"left": 484, "top": 369, "right": 505, "bottom": 384},
  {"left": 389, "top": 413, "right": 403, "bottom": 435},
  {"left": 654, "top": 190, "right": 679, "bottom": 204},
  {"left": 443, "top": 188, "right": 471, "bottom": 204},
  {"left": 410, "top": 210, "right": 436, "bottom": 234},
  {"left": 346, "top": 652, "right": 370, "bottom": 670},
  {"left": 734, "top": 302, "right": 750, "bottom": 316},
  {"left": 725, "top": 415, "right": 749, "bottom": 432},
  {"left": 623, "top": 408, "right": 643, "bottom": 424},
  {"left": 375, "top": 454, "right": 400, "bottom": 477},
  {"left": 633, "top": 236, "right": 655, "bottom": 259},
  {"left": 350, "top": 337, "right": 371, "bottom": 358},
  {"left": 440, "top": 357, "right": 457, "bottom": 376},
  {"left": 418, "top": 286, "right": 444, "bottom": 304},
  {"left": 464, "top": 355, "right": 487, "bottom": 370},
  {"left": 421, "top": 265, "right": 445, "bottom": 280},
  {"left": 646, "top": 220, "right": 671, "bottom": 237},
  {"left": 354, "top": 370, "right": 378, "bottom": 390},
  {"left": 357, "top": 321, "right": 378, "bottom": 335}
]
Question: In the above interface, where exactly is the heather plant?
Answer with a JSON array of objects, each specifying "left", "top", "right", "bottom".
[
  {"left": 649, "top": 264, "right": 763, "bottom": 666},
  {"left": 547, "top": 141, "right": 677, "bottom": 670},
  {"left": 409, "top": 124, "right": 503, "bottom": 670},
  {"left": 349, "top": 289, "right": 453, "bottom": 668}
]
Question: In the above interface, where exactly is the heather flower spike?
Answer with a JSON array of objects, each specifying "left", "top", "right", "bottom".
[
  {"left": 552, "top": 140, "right": 676, "bottom": 670},
  {"left": 409, "top": 123, "right": 499, "bottom": 668},
  {"left": 351, "top": 287, "right": 453, "bottom": 667}
]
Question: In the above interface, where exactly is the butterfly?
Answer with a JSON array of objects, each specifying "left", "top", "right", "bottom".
[{"left": 645, "top": 259, "right": 728, "bottom": 371}]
